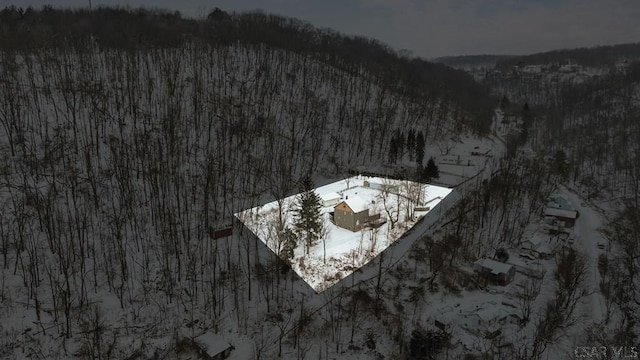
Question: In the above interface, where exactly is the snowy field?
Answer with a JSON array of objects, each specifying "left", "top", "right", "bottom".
[{"left": 235, "top": 176, "right": 453, "bottom": 292}]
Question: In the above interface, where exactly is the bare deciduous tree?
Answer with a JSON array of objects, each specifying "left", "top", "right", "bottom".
[{"left": 516, "top": 275, "right": 544, "bottom": 326}]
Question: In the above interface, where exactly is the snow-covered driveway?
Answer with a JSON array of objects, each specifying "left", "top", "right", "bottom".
[{"left": 561, "top": 186, "right": 608, "bottom": 324}]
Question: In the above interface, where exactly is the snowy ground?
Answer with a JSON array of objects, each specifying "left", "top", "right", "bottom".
[
  {"left": 561, "top": 187, "right": 609, "bottom": 326},
  {"left": 235, "top": 176, "right": 453, "bottom": 292},
  {"left": 425, "top": 134, "right": 499, "bottom": 189}
]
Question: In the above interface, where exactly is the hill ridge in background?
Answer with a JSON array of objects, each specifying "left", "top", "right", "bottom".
[
  {"left": 434, "top": 42, "right": 640, "bottom": 70},
  {"left": 0, "top": 5, "right": 495, "bottom": 134},
  {"left": 431, "top": 54, "right": 515, "bottom": 69}
]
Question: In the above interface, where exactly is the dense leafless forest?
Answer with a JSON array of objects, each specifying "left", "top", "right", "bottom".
[{"left": 0, "top": 6, "right": 638, "bottom": 359}]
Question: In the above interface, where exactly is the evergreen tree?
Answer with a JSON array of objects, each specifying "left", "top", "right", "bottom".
[
  {"left": 410, "top": 327, "right": 428, "bottom": 359},
  {"left": 394, "top": 129, "right": 405, "bottom": 160},
  {"left": 495, "top": 248, "right": 509, "bottom": 262},
  {"left": 422, "top": 157, "right": 439, "bottom": 182},
  {"left": 519, "top": 121, "right": 529, "bottom": 145},
  {"left": 409, "top": 326, "right": 451, "bottom": 359},
  {"left": 415, "top": 131, "right": 425, "bottom": 165},
  {"left": 389, "top": 135, "right": 398, "bottom": 163},
  {"left": 500, "top": 95, "right": 510, "bottom": 110},
  {"left": 406, "top": 129, "right": 415, "bottom": 161},
  {"left": 552, "top": 150, "right": 569, "bottom": 181},
  {"left": 279, "top": 226, "right": 297, "bottom": 262},
  {"left": 293, "top": 177, "right": 324, "bottom": 255}
]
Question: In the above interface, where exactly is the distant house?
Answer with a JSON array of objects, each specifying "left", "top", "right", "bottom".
[
  {"left": 535, "top": 244, "right": 552, "bottom": 259},
  {"left": 502, "top": 313, "right": 523, "bottom": 326},
  {"left": 362, "top": 178, "right": 398, "bottom": 192},
  {"left": 461, "top": 307, "right": 504, "bottom": 333},
  {"left": 209, "top": 226, "right": 233, "bottom": 240},
  {"left": 434, "top": 319, "right": 452, "bottom": 332},
  {"left": 208, "top": 220, "right": 233, "bottom": 240},
  {"left": 543, "top": 207, "right": 578, "bottom": 227},
  {"left": 520, "top": 237, "right": 542, "bottom": 252},
  {"left": 320, "top": 192, "right": 341, "bottom": 207},
  {"left": 520, "top": 238, "right": 552, "bottom": 259},
  {"left": 193, "top": 332, "right": 234, "bottom": 360},
  {"left": 473, "top": 258, "right": 516, "bottom": 285},
  {"left": 333, "top": 197, "right": 371, "bottom": 231},
  {"left": 460, "top": 306, "right": 522, "bottom": 335},
  {"left": 186, "top": 332, "right": 234, "bottom": 360},
  {"left": 519, "top": 238, "right": 541, "bottom": 259},
  {"left": 521, "top": 65, "right": 542, "bottom": 74},
  {"left": 434, "top": 305, "right": 456, "bottom": 332},
  {"left": 439, "top": 155, "right": 462, "bottom": 165},
  {"left": 543, "top": 193, "right": 578, "bottom": 231},
  {"left": 615, "top": 60, "right": 630, "bottom": 74}
]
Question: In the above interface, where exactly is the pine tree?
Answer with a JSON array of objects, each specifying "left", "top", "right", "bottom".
[
  {"left": 395, "top": 129, "right": 405, "bottom": 160},
  {"left": 389, "top": 135, "right": 398, "bottom": 163},
  {"left": 406, "top": 129, "right": 415, "bottom": 161},
  {"left": 553, "top": 150, "right": 569, "bottom": 181},
  {"left": 415, "top": 131, "right": 425, "bottom": 165},
  {"left": 410, "top": 326, "right": 450, "bottom": 359},
  {"left": 500, "top": 95, "right": 510, "bottom": 110},
  {"left": 293, "top": 177, "right": 324, "bottom": 255},
  {"left": 423, "top": 157, "right": 439, "bottom": 182},
  {"left": 410, "top": 326, "right": 428, "bottom": 359},
  {"left": 279, "top": 226, "right": 297, "bottom": 262}
]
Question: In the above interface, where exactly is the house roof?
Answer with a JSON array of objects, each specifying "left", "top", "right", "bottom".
[
  {"left": 529, "top": 237, "right": 542, "bottom": 245},
  {"left": 548, "top": 193, "right": 574, "bottom": 211},
  {"left": 474, "top": 307, "right": 506, "bottom": 323},
  {"left": 521, "top": 237, "right": 542, "bottom": 248},
  {"left": 536, "top": 244, "right": 552, "bottom": 254},
  {"left": 364, "top": 177, "right": 386, "bottom": 185},
  {"left": 474, "top": 258, "right": 513, "bottom": 275},
  {"left": 462, "top": 301, "right": 520, "bottom": 326},
  {"left": 337, "top": 197, "right": 369, "bottom": 213},
  {"left": 320, "top": 192, "right": 341, "bottom": 201},
  {"left": 193, "top": 332, "right": 232, "bottom": 357},
  {"left": 544, "top": 207, "right": 577, "bottom": 219}
]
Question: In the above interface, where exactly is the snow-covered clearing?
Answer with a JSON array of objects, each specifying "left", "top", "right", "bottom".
[{"left": 235, "top": 176, "right": 453, "bottom": 292}]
